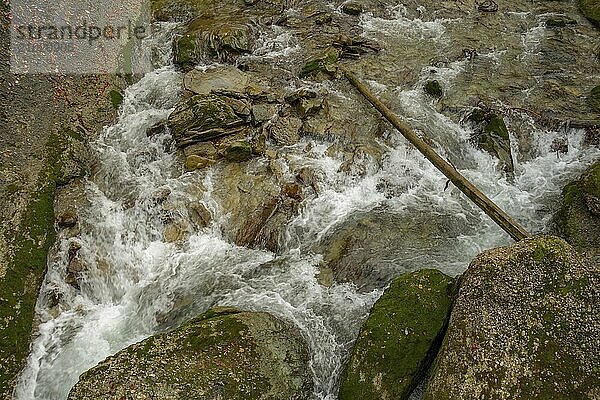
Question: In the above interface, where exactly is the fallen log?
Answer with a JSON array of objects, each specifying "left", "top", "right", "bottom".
[{"left": 341, "top": 67, "right": 530, "bottom": 241}]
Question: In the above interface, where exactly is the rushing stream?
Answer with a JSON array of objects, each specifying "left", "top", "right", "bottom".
[{"left": 15, "top": 6, "right": 600, "bottom": 400}]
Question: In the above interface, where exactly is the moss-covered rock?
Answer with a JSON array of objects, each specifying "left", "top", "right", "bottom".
[
  {"left": 425, "top": 236, "right": 600, "bottom": 400},
  {"left": 222, "top": 140, "right": 253, "bottom": 162},
  {"left": 339, "top": 269, "right": 455, "bottom": 400},
  {"left": 468, "top": 110, "right": 514, "bottom": 174},
  {"left": 167, "top": 94, "right": 246, "bottom": 147},
  {"left": 579, "top": 0, "right": 600, "bottom": 26},
  {"left": 553, "top": 161, "right": 600, "bottom": 263},
  {"left": 424, "top": 80, "right": 443, "bottom": 98},
  {"left": 587, "top": 85, "right": 600, "bottom": 113},
  {"left": 68, "top": 307, "right": 313, "bottom": 400},
  {"left": 299, "top": 47, "right": 341, "bottom": 78}
]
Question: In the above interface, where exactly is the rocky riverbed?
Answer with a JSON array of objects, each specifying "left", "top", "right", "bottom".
[{"left": 1, "top": 0, "right": 600, "bottom": 399}]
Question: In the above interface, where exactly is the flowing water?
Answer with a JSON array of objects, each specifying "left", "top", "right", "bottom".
[{"left": 14, "top": 8, "right": 600, "bottom": 400}]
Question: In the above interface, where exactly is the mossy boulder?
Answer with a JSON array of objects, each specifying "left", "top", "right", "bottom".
[
  {"left": 425, "top": 236, "right": 600, "bottom": 400},
  {"left": 579, "top": 0, "right": 600, "bottom": 26},
  {"left": 424, "top": 80, "right": 443, "bottom": 98},
  {"left": 468, "top": 110, "right": 514, "bottom": 174},
  {"left": 68, "top": 307, "right": 313, "bottom": 400},
  {"left": 553, "top": 161, "right": 600, "bottom": 263},
  {"left": 339, "top": 269, "right": 455, "bottom": 400},
  {"left": 167, "top": 94, "right": 246, "bottom": 147},
  {"left": 300, "top": 47, "right": 341, "bottom": 78}
]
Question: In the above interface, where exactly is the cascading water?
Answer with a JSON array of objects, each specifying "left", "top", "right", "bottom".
[{"left": 14, "top": 7, "right": 600, "bottom": 400}]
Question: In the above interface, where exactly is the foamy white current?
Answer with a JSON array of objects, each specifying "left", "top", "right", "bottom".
[{"left": 14, "top": 12, "right": 600, "bottom": 400}]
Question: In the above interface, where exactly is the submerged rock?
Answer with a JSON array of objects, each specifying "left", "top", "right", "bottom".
[
  {"left": 424, "top": 80, "right": 443, "bottom": 98},
  {"left": 68, "top": 307, "right": 312, "bottom": 400},
  {"left": 425, "top": 236, "right": 600, "bottom": 400},
  {"left": 553, "top": 161, "right": 600, "bottom": 263},
  {"left": 339, "top": 269, "right": 455, "bottom": 400}
]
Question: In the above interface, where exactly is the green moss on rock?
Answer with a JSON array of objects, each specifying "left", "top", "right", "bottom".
[
  {"left": 579, "top": 0, "right": 600, "bottom": 26},
  {"left": 553, "top": 161, "right": 600, "bottom": 261},
  {"left": 300, "top": 47, "right": 341, "bottom": 78},
  {"left": 222, "top": 140, "right": 253, "bottom": 162},
  {"left": 173, "top": 33, "right": 199, "bottom": 71},
  {"left": 587, "top": 85, "right": 600, "bottom": 113},
  {"left": 425, "top": 236, "right": 600, "bottom": 400},
  {"left": 0, "top": 129, "right": 83, "bottom": 395},
  {"left": 68, "top": 307, "right": 313, "bottom": 400},
  {"left": 339, "top": 269, "right": 455, "bottom": 400}
]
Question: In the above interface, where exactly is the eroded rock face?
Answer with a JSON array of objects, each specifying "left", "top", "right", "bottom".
[
  {"left": 553, "top": 161, "right": 600, "bottom": 264},
  {"left": 339, "top": 269, "right": 455, "bottom": 400},
  {"left": 68, "top": 307, "right": 313, "bottom": 400},
  {"left": 425, "top": 236, "right": 600, "bottom": 400}
]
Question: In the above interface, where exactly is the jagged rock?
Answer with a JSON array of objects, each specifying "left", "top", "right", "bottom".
[
  {"left": 424, "top": 80, "right": 443, "bottom": 98},
  {"left": 270, "top": 116, "right": 302, "bottom": 146},
  {"left": 183, "top": 65, "right": 249, "bottom": 95},
  {"left": 184, "top": 155, "right": 214, "bottom": 171},
  {"left": 425, "top": 236, "right": 600, "bottom": 400},
  {"left": 553, "top": 161, "right": 600, "bottom": 263},
  {"left": 167, "top": 94, "right": 246, "bottom": 147},
  {"left": 340, "top": 269, "right": 455, "bottom": 400},
  {"left": 68, "top": 307, "right": 313, "bottom": 400},
  {"left": 468, "top": 109, "right": 515, "bottom": 174}
]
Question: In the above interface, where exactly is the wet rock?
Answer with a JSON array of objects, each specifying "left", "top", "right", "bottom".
[
  {"left": 545, "top": 16, "right": 577, "bottom": 28},
  {"left": 313, "top": 209, "right": 464, "bottom": 292},
  {"left": 185, "top": 155, "right": 214, "bottom": 171},
  {"left": 146, "top": 120, "right": 167, "bottom": 137},
  {"left": 251, "top": 103, "right": 280, "bottom": 125},
  {"left": 553, "top": 162, "right": 600, "bottom": 264},
  {"left": 342, "top": 1, "right": 364, "bottom": 16},
  {"left": 299, "top": 47, "right": 341, "bottom": 78},
  {"left": 188, "top": 201, "right": 212, "bottom": 229},
  {"left": 183, "top": 141, "right": 218, "bottom": 159},
  {"left": 340, "top": 270, "right": 455, "bottom": 400},
  {"left": 167, "top": 94, "right": 246, "bottom": 147},
  {"left": 587, "top": 85, "right": 600, "bottom": 113},
  {"left": 315, "top": 13, "right": 333, "bottom": 25},
  {"left": 424, "top": 80, "right": 443, "bottom": 98},
  {"left": 222, "top": 140, "right": 253, "bottom": 162},
  {"left": 468, "top": 109, "right": 515, "bottom": 174},
  {"left": 579, "top": 0, "right": 600, "bottom": 26},
  {"left": 54, "top": 179, "right": 88, "bottom": 237},
  {"left": 68, "top": 307, "right": 313, "bottom": 400},
  {"left": 56, "top": 210, "right": 77, "bottom": 229},
  {"left": 425, "top": 236, "right": 600, "bottom": 400},
  {"left": 183, "top": 65, "right": 249, "bottom": 95},
  {"left": 270, "top": 116, "right": 302, "bottom": 146},
  {"left": 163, "top": 221, "right": 190, "bottom": 243},
  {"left": 174, "top": 22, "right": 254, "bottom": 70}
]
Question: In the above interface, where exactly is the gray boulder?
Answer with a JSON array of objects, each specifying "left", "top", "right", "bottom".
[{"left": 425, "top": 236, "right": 600, "bottom": 400}]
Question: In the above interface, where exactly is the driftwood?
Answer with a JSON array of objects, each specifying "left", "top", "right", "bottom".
[{"left": 341, "top": 67, "right": 530, "bottom": 241}]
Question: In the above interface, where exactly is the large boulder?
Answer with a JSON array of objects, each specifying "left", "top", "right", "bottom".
[
  {"left": 553, "top": 161, "right": 600, "bottom": 264},
  {"left": 68, "top": 307, "right": 313, "bottom": 400},
  {"left": 339, "top": 269, "right": 455, "bottom": 400},
  {"left": 425, "top": 236, "right": 600, "bottom": 400}
]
